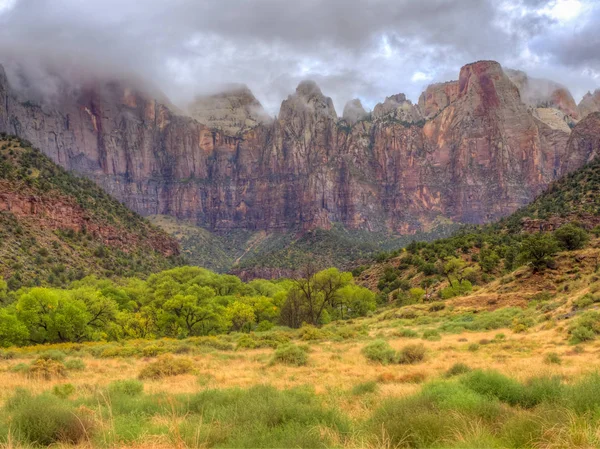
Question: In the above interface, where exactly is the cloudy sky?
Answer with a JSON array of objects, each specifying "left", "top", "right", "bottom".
[{"left": 0, "top": 0, "right": 598, "bottom": 115}]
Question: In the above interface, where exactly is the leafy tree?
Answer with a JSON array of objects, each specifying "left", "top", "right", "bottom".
[
  {"left": 225, "top": 302, "right": 256, "bottom": 332},
  {"left": 554, "top": 224, "right": 589, "bottom": 251},
  {"left": 0, "top": 309, "right": 29, "bottom": 346},
  {"left": 518, "top": 233, "right": 560, "bottom": 272}
]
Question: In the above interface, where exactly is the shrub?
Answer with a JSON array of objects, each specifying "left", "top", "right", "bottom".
[
  {"left": 395, "top": 328, "right": 419, "bottom": 338},
  {"left": 362, "top": 340, "right": 397, "bottom": 365},
  {"left": 138, "top": 355, "right": 194, "bottom": 380},
  {"left": 422, "top": 329, "right": 441, "bottom": 341},
  {"left": 271, "top": 344, "right": 309, "bottom": 366},
  {"left": 461, "top": 370, "right": 562, "bottom": 409},
  {"left": 352, "top": 381, "right": 378, "bottom": 395},
  {"left": 28, "top": 359, "right": 67, "bottom": 380},
  {"left": 52, "top": 383, "right": 76, "bottom": 399},
  {"left": 428, "top": 302, "right": 445, "bottom": 312},
  {"left": 468, "top": 343, "right": 480, "bottom": 352},
  {"left": 445, "top": 363, "right": 472, "bottom": 377},
  {"left": 397, "top": 344, "right": 426, "bottom": 365},
  {"left": 8, "top": 393, "right": 94, "bottom": 445},
  {"left": 64, "top": 358, "right": 86, "bottom": 371},
  {"left": 108, "top": 379, "right": 144, "bottom": 397},
  {"left": 554, "top": 224, "right": 589, "bottom": 251},
  {"left": 544, "top": 352, "right": 562, "bottom": 365},
  {"left": 37, "top": 350, "right": 67, "bottom": 362},
  {"left": 183, "top": 384, "right": 349, "bottom": 447},
  {"left": 142, "top": 345, "right": 166, "bottom": 357}
]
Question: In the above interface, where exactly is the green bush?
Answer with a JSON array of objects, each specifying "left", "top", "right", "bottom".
[
  {"left": 38, "top": 350, "right": 67, "bottom": 362},
  {"left": 544, "top": 352, "right": 562, "bottom": 365},
  {"left": 422, "top": 329, "right": 441, "bottom": 341},
  {"left": 554, "top": 224, "right": 589, "bottom": 251},
  {"left": 445, "top": 363, "right": 472, "bottom": 377},
  {"left": 52, "top": 383, "right": 76, "bottom": 399},
  {"left": 352, "top": 381, "right": 378, "bottom": 395},
  {"left": 64, "top": 358, "right": 86, "bottom": 371},
  {"left": 138, "top": 355, "right": 194, "bottom": 380},
  {"left": 397, "top": 344, "right": 426, "bottom": 365},
  {"left": 7, "top": 392, "right": 94, "bottom": 445},
  {"left": 108, "top": 379, "right": 144, "bottom": 397},
  {"left": 461, "top": 370, "right": 562, "bottom": 409},
  {"left": 272, "top": 344, "right": 309, "bottom": 366},
  {"left": 361, "top": 340, "right": 397, "bottom": 365},
  {"left": 183, "top": 385, "right": 349, "bottom": 448}
]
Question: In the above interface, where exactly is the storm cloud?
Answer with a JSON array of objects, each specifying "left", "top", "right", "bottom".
[{"left": 0, "top": 0, "right": 598, "bottom": 114}]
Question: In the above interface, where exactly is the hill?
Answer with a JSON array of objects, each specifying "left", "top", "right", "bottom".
[{"left": 0, "top": 135, "right": 182, "bottom": 290}]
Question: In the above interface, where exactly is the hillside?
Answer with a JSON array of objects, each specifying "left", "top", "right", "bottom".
[{"left": 0, "top": 135, "right": 181, "bottom": 290}]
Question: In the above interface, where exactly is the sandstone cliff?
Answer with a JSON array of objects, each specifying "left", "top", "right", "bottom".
[{"left": 0, "top": 60, "right": 595, "bottom": 245}]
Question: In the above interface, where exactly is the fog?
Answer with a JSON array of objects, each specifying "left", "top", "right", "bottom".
[{"left": 0, "top": 0, "right": 598, "bottom": 114}]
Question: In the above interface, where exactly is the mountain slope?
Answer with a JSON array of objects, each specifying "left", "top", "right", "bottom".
[{"left": 0, "top": 134, "right": 181, "bottom": 289}]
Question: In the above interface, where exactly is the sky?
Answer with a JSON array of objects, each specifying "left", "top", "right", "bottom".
[{"left": 0, "top": 0, "right": 598, "bottom": 115}]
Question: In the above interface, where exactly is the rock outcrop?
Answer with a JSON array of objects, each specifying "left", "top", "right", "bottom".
[
  {"left": 0, "top": 60, "right": 595, "bottom": 238},
  {"left": 187, "top": 84, "right": 271, "bottom": 135},
  {"left": 372, "top": 93, "right": 422, "bottom": 123},
  {"left": 417, "top": 81, "right": 459, "bottom": 119},
  {"left": 579, "top": 90, "right": 600, "bottom": 118}
]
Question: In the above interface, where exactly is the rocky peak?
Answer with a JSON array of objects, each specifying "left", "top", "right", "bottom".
[
  {"left": 579, "top": 90, "right": 600, "bottom": 119},
  {"left": 278, "top": 80, "right": 337, "bottom": 121},
  {"left": 372, "top": 93, "right": 422, "bottom": 123},
  {"left": 505, "top": 68, "right": 579, "bottom": 120},
  {"left": 417, "top": 81, "right": 459, "bottom": 119},
  {"left": 342, "top": 99, "right": 368, "bottom": 124},
  {"left": 188, "top": 84, "right": 270, "bottom": 135}
]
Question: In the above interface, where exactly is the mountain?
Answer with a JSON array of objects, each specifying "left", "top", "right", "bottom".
[
  {"left": 358, "top": 113, "right": 600, "bottom": 301},
  {"left": 0, "top": 134, "right": 180, "bottom": 289},
  {"left": 0, "top": 60, "right": 597, "bottom": 275}
]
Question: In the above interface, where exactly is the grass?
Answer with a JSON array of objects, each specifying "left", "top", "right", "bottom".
[
  {"left": 0, "top": 296, "right": 599, "bottom": 448},
  {"left": 138, "top": 355, "right": 195, "bottom": 380}
]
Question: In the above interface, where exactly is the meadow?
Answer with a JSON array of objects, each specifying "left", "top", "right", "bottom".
[{"left": 2, "top": 296, "right": 600, "bottom": 449}]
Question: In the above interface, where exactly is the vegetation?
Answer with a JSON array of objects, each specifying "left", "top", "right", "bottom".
[
  {"left": 0, "top": 266, "right": 375, "bottom": 347},
  {"left": 0, "top": 135, "right": 182, "bottom": 289}
]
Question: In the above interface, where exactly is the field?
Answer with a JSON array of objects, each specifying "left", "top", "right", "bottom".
[{"left": 2, "top": 294, "right": 600, "bottom": 449}]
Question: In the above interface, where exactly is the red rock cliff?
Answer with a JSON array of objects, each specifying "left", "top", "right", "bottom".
[{"left": 0, "top": 61, "right": 594, "bottom": 236}]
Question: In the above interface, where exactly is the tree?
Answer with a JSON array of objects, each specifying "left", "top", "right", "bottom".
[
  {"left": 281, "top": 266, "right": 356, "bottom": 327},
  {"left": 225, "top": 302, "right": 256, "bottom": 332},
  {"left": 333, "top": 285, "right": 376, "bottom": 319},
  {"left": 442, "top": 257, "right": 467, "bottom": 284},
  {"left": 161, "top": 286, "right": 226, "bottom": 337},
  {"left": 0, "top": 309, "right": 29, "bottom": 347},
  {"left": 519, "top": 233, "right": 560, "bottom": 272},
  {"left": 554, "top": 224, "right": 589, "bottom": 251}
]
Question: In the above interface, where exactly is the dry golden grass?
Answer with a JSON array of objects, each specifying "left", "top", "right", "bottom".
[{"left": 1, "top": 324, "right": 597, "bottom": 418}]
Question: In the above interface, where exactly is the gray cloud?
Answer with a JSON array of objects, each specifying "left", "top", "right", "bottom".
[{"left": 0, "top": 0, "right": 598, "bottom": 114}]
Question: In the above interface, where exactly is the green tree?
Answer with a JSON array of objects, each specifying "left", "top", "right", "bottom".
[
  {"left": 554, "top": 224, "right": 589, "bottom": 251},
  {"left": 225, "top": 302, "right": 256, "bottom": 332},
  {"left": 519, "top": 233, "right": 560, "bottom": 272},
  {"left": 0, "top": 309, "right": 29, "bottom": 346}
]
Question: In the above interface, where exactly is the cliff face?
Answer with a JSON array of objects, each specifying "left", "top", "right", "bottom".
[{"left": 0, "top": 61, "right": 594, "bottom": 238}]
